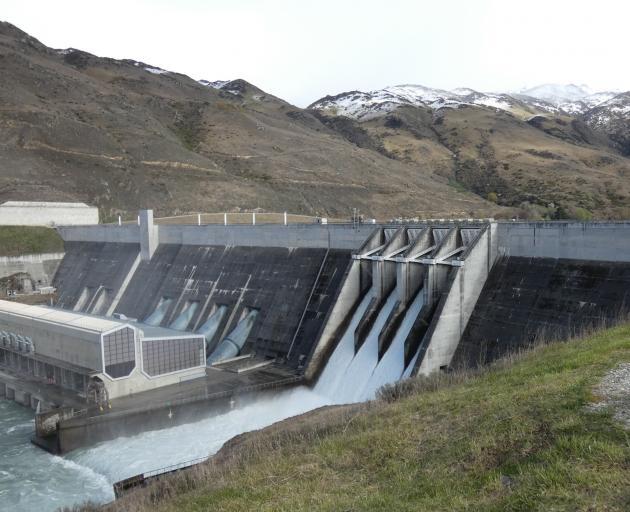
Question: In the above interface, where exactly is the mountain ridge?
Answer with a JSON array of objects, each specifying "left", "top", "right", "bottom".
[{"left": 1, "top": 21, "right": 630, "bottom": 220}]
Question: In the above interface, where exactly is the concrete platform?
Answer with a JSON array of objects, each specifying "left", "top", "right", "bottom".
[{"left": 33, "top": 363, "right": 301, "bottom": 454}]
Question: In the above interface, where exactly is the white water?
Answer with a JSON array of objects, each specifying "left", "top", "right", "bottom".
[
  {"left": 2, "top": 287, "right": 427, "bottom": 511},
  {"left": 0, "top": 387, "right": 330, "bottom": 512},
  {"left": 314, "top": 290, "right": 374, "bottom": 398},
  {"left": 316, "top": 288, "right": 424, "bottom": 404},
  {"left": 361, "top": 289, "right": 425, "bottom": 400},
  {"left": 328, "top": 291, "right": 398, "bottom": 404}
]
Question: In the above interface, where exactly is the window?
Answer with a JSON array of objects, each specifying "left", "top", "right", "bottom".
[{"left": 102, "top": 327, "right": 136, "bottom": 378}]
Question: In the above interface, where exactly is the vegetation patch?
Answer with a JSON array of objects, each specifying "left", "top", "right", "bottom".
[{"left": 0, "top": 226, "right": 63, "bottom": 256}]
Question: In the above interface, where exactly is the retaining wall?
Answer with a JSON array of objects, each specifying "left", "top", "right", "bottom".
[{"left": 498, "top": 222, "right": 630, "bottom": 262}]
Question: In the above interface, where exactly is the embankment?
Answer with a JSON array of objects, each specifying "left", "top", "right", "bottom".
[{"left": 75, "top": 322, "right": 630, "bottom": 512}]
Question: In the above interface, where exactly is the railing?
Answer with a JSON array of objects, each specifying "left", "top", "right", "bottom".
[{"left": 143, "top": 455, "right": 209, "bottom": 479}]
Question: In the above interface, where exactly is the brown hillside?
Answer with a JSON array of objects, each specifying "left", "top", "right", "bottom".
[{"left": 0, "top": 22, "right": 494, "bottom": 221}]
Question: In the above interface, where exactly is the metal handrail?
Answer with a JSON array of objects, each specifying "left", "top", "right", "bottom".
[{"left": 143, "top": 455, "right": 209, "bottom": 479}]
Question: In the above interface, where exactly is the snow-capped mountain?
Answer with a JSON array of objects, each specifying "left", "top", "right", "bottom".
[
  {"left": 518, "top": 84, "right": 619, "bottom": 114},
  {"left": 310, "top": 83, "right": 624, "bottom": 120},
  {"left": 309, "top": 85, "right": 529, "bottom": 120},
  {"left": 583, "top": 92, "right": 630, "bottom": 154}
]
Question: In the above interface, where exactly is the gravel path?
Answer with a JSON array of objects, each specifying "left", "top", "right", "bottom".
[{"left": 589, "top": 363, "right": 630, "bottom": 428}]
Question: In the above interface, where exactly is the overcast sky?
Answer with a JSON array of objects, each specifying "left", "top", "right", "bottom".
[{"left": 3, "top": 0, "right": 629, "bottom": 107}]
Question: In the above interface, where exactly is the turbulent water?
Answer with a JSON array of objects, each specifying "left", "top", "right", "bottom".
[
  {"left": 0, "top": 388, "right": 330, "bottom": 512},
  {"left": 2, "top": 289, "right": 425, "bottom": 511}
]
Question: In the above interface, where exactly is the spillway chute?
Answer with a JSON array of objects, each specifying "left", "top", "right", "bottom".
[{"left": 207, "top": 309, "right": 258, "bottom": 365}]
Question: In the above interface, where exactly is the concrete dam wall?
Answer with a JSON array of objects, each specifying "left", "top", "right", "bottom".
[
  {"left": 6, "top": 214, "right": 630, "bottom": 454},
  {"left": 453, "top": 255, "right": 630, "bottom": 367}
]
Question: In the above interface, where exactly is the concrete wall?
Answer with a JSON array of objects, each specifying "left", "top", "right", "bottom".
[
  {"left": 498, "top": 222, "right": 630, "bottom": 262},
  {"left": 454, "top": 256, "right": 630, "bottom": 366},
  {"left": 59, "top": 224, "right": 380, "bottom": 250},
  {"left": 0, "top": 202, "right": 98, "bottom": 226},
  {"left": 305, "top": 261, "right": 362, "bottom": 381},
  {"left": 100, "top": 365, "right": 206, "bottom": 400},
  {"left": 57, "top": 225, "right": 140, "bottom": 244},
  {"left": 0, "top": 252, "right": 64, "bottom": 288},
  {"left": 53, "top": 242, "right": 141, "bottom": 313},
  {"left": 59, "top": 221, "right": 630, "bottom": 262},
  {"left": 0, "top": 313, "right": 103, "bottom": 370},
  {"left": 416, "top": 227, "right": 494, "bottom": 374}
]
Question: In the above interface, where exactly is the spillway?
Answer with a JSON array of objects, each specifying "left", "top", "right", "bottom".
[
  {"left": 314, "top": 290, "right": 374, "bottom": 399},
  {"left": 315, "top": 290, "right": 400, "bottom": 404},
  {"left": 361, "top": 289, "right": 425, "bottom": 400}
]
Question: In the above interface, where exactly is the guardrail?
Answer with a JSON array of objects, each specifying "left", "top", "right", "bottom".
[{"left": 143, "top": 455, "right": 209, "bottom": 479}]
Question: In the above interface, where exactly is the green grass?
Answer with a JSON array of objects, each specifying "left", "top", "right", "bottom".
[
  {"left": 0, "top": 226, "right": 64, "bottom": 257},
  {"left": 93, "top": 325, "right": 630, "bottom": 512}
]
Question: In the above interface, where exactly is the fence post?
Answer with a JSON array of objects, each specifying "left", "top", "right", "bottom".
[
  {"left": 284, "top": 211, "right": 287, "bottom": 225},
  {"left": 224, "top": 213, "right": 227, "bottom": 226},
  {"left": 252, "top": 212, "right": 256, "bottom": 225},
  {"left": 118, "top": 215, "right": 122, "bottom": 226},
  {"left": 197, "top": 213, "right": 201, "bottom": 226}
]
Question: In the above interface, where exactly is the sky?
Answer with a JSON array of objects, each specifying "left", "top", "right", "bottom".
[{"left": 3, "top": 0, "right": 629, "bottom": 107}]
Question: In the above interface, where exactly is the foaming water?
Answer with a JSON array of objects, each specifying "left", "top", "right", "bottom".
[
  {"left": 0, "top": 400, "right": 111, "bottom": 512},
  {"left": 361, "top": 289, "right": 425, "bottom": 400},
  {"left": 316, "top": 288, "right": 424, "bottom": 404},
  {"left": 332, "top": 291, "right": 398, "bottom": 404},
  {"left": 1, "top": 387, "right": 330, "bottom": 511},
  {"left": 314, "top": 290, "right": 374, "bottom": 398}
]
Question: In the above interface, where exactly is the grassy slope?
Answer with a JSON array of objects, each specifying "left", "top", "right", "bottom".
[
  {"left": 98, "top": 326, "right": 630, "bottom": 512},
  {"left": 0, "top": 226, "right": 63, "bottom": 257}
]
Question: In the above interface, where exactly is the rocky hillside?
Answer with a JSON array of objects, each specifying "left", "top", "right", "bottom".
[
  {"left": 310, "top": 84, "right": 630, "bottom": 219},
  {"left": 0, "top": 22, "right": 493, "bottom": 221}
]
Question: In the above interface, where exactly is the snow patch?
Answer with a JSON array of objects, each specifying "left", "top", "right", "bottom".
[{"left": 144, "top": 66, "right": 168, "bottom": 75}]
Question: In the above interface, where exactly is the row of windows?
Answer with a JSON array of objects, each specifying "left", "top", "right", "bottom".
[
  {"left": 142, "top": 337, "right": 204, "bottom": 376},
  {"left": 0, "top": 348, "right": 87, "bottom": 393}
]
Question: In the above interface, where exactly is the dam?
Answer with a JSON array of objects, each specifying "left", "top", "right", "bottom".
[{"left": 2, "top": 211, "right": 630, "bottom": 456}]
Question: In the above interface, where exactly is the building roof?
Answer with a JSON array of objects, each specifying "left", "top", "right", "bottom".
[
  {"left": 0, "top": 300, "right": 204, "bottom": 340},
  {"left": 0, "top": 300, "right": 125, "bottom": 335},
  {"left": 130, "top": 321, "right": 204, "bottom": 340},
  {"left": 0, "top": 201, "right": 94, "bottom": 209}
]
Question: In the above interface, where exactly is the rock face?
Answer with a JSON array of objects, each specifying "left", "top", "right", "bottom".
[{"left": 0, "top": 22, "right": 494, "bottom": 221}]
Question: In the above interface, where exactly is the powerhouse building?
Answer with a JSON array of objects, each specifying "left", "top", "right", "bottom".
[{"left": 0, "top": 300, "right": 206, "bottom": 401}]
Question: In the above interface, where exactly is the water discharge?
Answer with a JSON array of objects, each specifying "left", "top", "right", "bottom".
[
  {"left": 0, "top": 388, "right": 330, "bottom": 512},
  {"left": 1, "top": 288, "right": 426, "bottom": 511}
]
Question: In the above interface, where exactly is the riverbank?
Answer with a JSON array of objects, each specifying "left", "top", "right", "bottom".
[{"left": 85, "top": 323, "right": 630, "bottom": 512}]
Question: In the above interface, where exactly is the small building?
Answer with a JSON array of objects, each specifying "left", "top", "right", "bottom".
[
  {"left": 0, "top": 300, "right": 205, "bottom": 403},
  {"left": 0, "top": 201, "right": 99, "bottom": 226}
]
